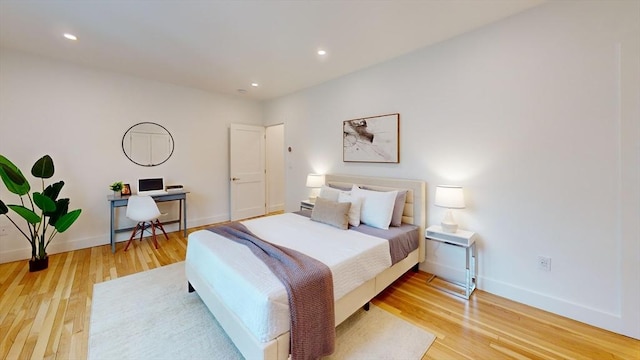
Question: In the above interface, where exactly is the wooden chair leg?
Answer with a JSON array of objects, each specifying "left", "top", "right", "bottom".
[
  {"left": 151, "top": 223, "right": 158, "bottom": 249},
  {"left": 124, "top": 223, "right": 141, "bottom": 251},
  {"left": 155, "top": 219, "right": 169, "bottom": 240},
  {"left": 138, "top": 222, "right": 145, "bottom": 242}
]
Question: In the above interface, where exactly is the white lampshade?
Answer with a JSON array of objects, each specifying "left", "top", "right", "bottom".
[
  {"left": 434, "top": 185, "right": 465, "bottom": 209},
  {"left": 434, "top": 185, "right": 465, "bottom": 233},
  {"left": 306, "top": 174, "right": 325, "bottom": 188},
  {"left": 305, "top": 174, "right": 325, "bottom": 203}
]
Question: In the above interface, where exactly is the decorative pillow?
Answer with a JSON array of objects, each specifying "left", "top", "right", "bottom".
[
  {"left": 318, "top": 185, "right": 341, "bottom": 202},
  {"left": 361, "top": 187, "right": 407, "bottom": 227},
  {"left": 351, "top": 185, "right": 398, "bottom": 230},
  {"left": 310, "top": 197, "right": 351, "bottom": 230},
  {"left": 338, "top": 191, "right": 363, "bottom": 227},
  {"left": 390, "top": 190, "right": 407, "bottom": 226},
  {"left": 327, "top": 183, "right": 354, "bottom": 191}
]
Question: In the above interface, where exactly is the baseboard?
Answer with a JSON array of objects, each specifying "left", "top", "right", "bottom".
[
  {"left": 187, "top": 214, "right": 229, "bottom": 229},
  {"left": 423, "top": 259, "right": 632, "bottom": 338},
  {"left": 480, "top": 276, "right": 632, "bottom": 338},
  {"left": 0, "top": 214, "right": 231, "bottom": 264},
  {"left": 0, "top": 234, "right": 112, "bottom": 264}
]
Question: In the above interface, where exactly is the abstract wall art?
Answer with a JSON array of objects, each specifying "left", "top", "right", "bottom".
[{"left": 343, "top": 113, "right": 399, "bottom": 163}]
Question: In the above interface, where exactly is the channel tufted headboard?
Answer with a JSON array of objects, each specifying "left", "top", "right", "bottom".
[{"left": 324, "top": 174, "right": 426, "bottom": 262}]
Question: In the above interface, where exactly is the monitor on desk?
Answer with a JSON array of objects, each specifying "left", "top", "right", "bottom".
[{"left": 137, "top": 177, "right": 167, "bottom": 195}]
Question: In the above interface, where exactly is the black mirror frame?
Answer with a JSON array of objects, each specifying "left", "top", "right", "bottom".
[{"left": 121, "top": 122, "right": 175, "bottom": 167}]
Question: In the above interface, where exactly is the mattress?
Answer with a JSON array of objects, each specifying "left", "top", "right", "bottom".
[
  {"left": 185, "top": 212, "right": 393, "bottom": 342},
  {"left": 295, "top": 210, "right": 420, "bottom": 264}
]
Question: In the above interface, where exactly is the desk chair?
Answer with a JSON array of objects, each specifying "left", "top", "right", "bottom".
[{"left": 124, "top": 195, "right": 169, "bottom": 251}]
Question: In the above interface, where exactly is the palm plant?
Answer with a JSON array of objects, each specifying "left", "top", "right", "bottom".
[{"left": 0, "top": 155, "right": 82, "bottom": 268}]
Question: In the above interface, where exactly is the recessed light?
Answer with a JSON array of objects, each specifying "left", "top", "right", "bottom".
[
  {"left": 251, "top": 83, "right": 259, "bottom": 87},
  {"left": 63, "top": 33, "right": 77, "bottom": 41},
  {"left": 317, "top": 50, "right": 327, "bottom": 56}
]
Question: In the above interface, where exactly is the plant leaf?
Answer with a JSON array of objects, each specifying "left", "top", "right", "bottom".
[
  {"left": 0, "top": 199, "right": 8, "bottom": 214},
  {"left": 7, "top": 205, "right": 41, "bottom": 224},
  {"left": 43, "top": 181, "right": 64, "bottom": 202},
  {"left": 48, "top": 198, "right": 69, "bottom": 225},
  {"left": 54, "top": 209, "right": 81, "bottom": 233},
  {"left": 31, "top": 155, "right": 54, "bottom": 179},
  {"left": 34, "top": 192, "right": 56, "bottom": 213},
  {"left": 0, "top": 156, "right": 30, "bottom": 195}
]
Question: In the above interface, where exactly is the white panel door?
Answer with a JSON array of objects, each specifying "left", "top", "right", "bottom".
[{"left": 230, "top": 123, "right": 266, "bottom": 220}]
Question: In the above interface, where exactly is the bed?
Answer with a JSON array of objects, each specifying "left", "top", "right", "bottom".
[{"left": 185, "top": 174, "right": 426, "bottom": 360}]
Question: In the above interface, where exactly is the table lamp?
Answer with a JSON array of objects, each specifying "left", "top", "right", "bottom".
[
  {"left": 434, "top": 185, "right": 465, "bottom": 233},
  {"left": 306, "top": 174, "right": 325, "bottom": 203}
]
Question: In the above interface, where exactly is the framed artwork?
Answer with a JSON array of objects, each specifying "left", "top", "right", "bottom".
[
  {"left": 121, "top": 183, "right": 131, "bottom": 196},
  {"left": 343, "top": 113, "right": 399, "bottom": 163}
]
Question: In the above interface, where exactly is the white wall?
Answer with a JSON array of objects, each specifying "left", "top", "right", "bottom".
[
  {"left": 0, "top": 49, "right": 263, "bottom": 261},
  {"left": 264, "top": 1, "right": 639, "bottom": 338}
]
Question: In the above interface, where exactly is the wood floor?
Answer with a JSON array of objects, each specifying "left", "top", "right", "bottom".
[{"left": 1, "top": 225, "right": 638, "bottom": 359}]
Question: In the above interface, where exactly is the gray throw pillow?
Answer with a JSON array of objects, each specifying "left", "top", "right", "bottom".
[
  {"left": 310, "top": 197, "right": 351, "bottom": 230},
  {"left": 390, "top": 190, "right": 407, "bottom": 227}
]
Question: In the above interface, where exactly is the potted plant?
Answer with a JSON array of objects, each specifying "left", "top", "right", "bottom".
[
  {"left": 0, "top": 155, "right": 82, "bottom": 272},
  {"left": 109, "top": 181, "right": 123, "bottom": 197}
]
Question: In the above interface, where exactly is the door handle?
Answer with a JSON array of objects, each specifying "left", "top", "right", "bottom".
[{"left": 231, "top": 177, "right": 240, "bottom": 181}]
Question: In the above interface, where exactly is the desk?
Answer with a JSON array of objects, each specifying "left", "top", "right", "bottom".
[{"left": 108, "top": 191, "right": 188, "bottom": 253}]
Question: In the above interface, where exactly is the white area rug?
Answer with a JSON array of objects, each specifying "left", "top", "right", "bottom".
[{"left": 89, "top": 262, "right": 435, "bottom": 360}]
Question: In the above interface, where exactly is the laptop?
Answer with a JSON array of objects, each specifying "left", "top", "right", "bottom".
[{"left": 137, "top": 177, "right": 168, "bottom": 196}]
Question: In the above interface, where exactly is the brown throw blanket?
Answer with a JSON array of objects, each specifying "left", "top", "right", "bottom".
[{"left": 208, "top": 222, "right": 335, "bottom": 360}]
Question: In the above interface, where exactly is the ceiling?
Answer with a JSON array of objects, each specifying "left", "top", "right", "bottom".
[{"left": 0, "top": 0, "right": 544, "bottom": 101}]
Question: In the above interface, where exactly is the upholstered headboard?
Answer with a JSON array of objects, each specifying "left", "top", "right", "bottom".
[{"left": 324, "top": 174, "right": 426, "bottom": 262}]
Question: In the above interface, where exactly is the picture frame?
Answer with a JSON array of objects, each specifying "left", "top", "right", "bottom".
[
  {"left": 121, "top": 183, "right": 131, "bottom": 196},
  {"left": 343, "top": 113, "right": 399, "bottom": 163}
]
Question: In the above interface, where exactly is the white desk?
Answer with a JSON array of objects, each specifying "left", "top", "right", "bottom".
[{"left": 107, "top": 191, "right": 188, "bottom": 253}]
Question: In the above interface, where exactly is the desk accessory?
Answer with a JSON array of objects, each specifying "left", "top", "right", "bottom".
[{"left": 166, "top": 185, "right": 184, "bottom": 192}]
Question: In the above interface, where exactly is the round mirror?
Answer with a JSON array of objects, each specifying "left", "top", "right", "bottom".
[{"left": 122, "top": 122, "right": 174, "bottom": 167}]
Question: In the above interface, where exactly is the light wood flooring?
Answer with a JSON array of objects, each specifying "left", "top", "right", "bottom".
[{"left": 1, "top": 224, "right": 638, "bottom": 359}]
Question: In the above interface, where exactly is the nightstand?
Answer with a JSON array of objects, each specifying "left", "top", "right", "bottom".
[
  {"left": 300, "top": 200, "right": 315, "bottom": 211},
  {"left": 425, "top": 225, "right": 477, "bottom": 299}
]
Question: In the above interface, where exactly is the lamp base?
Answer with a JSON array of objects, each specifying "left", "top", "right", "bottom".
[
  {"left": 441, "top": 209, "right": 458, "bottom": 233},
  {"left": 308, "top": 188, "right": 321, "bottom": 203},
  {"left": 440, "top": 222, "right": 458, "bottom": 233}
]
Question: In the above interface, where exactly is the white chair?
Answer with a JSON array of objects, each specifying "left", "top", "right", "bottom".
[{"left": 124, "top": 195, "right": 168, "bottom": 251}]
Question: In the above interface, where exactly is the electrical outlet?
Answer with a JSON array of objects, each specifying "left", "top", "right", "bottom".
[{"left": 537, "top": 256, "right": 551, "bottom": 271}]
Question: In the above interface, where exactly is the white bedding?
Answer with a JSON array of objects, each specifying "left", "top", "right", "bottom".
[{"left": 185, "top": 212, "right": 392, "bottom": 342}]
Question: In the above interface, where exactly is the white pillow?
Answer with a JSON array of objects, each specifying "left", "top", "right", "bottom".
[
  {"left": 338, "top": 191, "right": 363, "bottom": 227},
  {"left": 351, "top": 185, "right": 398, "bottom": 230},
  {"left": 318, "top": 185, "right": 341, "bottom": 202}
]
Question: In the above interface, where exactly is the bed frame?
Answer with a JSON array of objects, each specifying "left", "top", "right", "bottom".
[{"left": 186, "top": 174, "right": 426, "bottom": 360}]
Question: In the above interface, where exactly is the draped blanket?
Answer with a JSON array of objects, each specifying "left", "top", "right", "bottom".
[{"left": 208, "top": 222, "right": 335, "bottom": 360}]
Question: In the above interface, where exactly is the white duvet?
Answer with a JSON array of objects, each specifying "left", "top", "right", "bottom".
[{"left": 185, "top": 213, "right": 392, "bottom": 342}]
